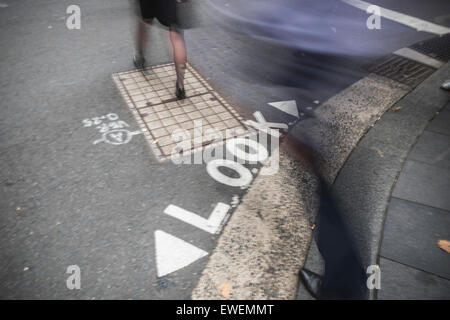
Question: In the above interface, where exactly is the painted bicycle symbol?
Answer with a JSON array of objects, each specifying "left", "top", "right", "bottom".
[
  {"left": 82, "top": 113, "right": 143, "bottom": 146},
  {"left": 93, "top": 129, "right": 143, "bottom": 145}
]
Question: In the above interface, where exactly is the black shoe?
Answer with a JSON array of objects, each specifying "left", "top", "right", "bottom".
[
  {"left": 299, "top": 268, "right": 366, "bottom": 299},
  {"left": 133, "top": 54, "right": 146, "bottom": 70},
  {"left": 299, "top": 269, "right": 323, "bottom": 299},
  {"left": 176, "top": 82, "right": 186, "bottom": 100}
]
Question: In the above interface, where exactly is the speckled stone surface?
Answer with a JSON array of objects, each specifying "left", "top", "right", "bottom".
[
  {"left": 191, "top": 150, "right": 317, "bottom": 299},
  {"left": 291, "top": 74, "right": 410, "bottom": 185}
]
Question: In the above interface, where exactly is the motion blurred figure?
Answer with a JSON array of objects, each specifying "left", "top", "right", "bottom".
[
  {"left": 134, "top": 0, "right": 187, "bottom": 100},
  {"left": 207, "top": 0, "right": 368, "bottom": 299},
  {"left": 283, "top": 136, "right": 367, "bottom": 300}
]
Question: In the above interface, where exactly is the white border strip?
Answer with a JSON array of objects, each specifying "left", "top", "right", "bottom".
[
  {"left": 394, "top": 47, "right": 444, "bottom": 69},
  {"left": 342, "top": 0, "right": 450, "bottom": 35}
]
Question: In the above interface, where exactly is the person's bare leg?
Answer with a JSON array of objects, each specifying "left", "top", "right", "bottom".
[
  {"left": 136, "top": 20, "right": 147, "bottom": 56},
  {"left": 169, "top": 28, "right": 187, "bottom": 89},
  {"left": 135, "top": 19, "right": 152, "bottom": 68}
]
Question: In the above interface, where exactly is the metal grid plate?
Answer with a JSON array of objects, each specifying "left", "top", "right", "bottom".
[{"left": 366, "top": 54, "right": 436, "bottom": 88}]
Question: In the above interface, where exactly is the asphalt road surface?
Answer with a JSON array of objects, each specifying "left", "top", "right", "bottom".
[{"left": 0, "top": 0, "right": 449, "bottom": 299}]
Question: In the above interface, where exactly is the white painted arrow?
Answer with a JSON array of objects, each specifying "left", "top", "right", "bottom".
[
  {"left": 268, "top": 100, "right": 299, "bottom": 118},
  {"left": 155, "top": 230, "right": 208, "bottom": 277}
]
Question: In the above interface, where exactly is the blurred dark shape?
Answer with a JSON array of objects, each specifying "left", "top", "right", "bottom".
[
  {"left": 203, "top": 0, "right": 369, "bottom": 90},
  {"left": 131, "top": 0, "right": 201, "bottom": 31},
  {"left": 176, "top": 0, "right": 202, "bottom": 30},
  {"left": 206, "top": 0, "right": 373, "bottom": 55},
  {"left": 314, "top": 179, "right": 367, "bottom": 299},
  {"left": 210, "top": 0, "right": 370, "bottom": 298},
  {"left": 284, "top": 136, "right": 367, "bottom": 299}
]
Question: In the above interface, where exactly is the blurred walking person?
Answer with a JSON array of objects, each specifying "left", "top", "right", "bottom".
[
  {"left": 206, "top": 0, "right": 368, "bottom": 299},
  {"left": 283, "top": 136, "right": 367, "bottom": 300},
  {"left": 134, "top": 0, "right": 187, "bottom": 100}
]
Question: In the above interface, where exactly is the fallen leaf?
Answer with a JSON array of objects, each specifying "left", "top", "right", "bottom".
[
  {"left": 392, "top": 107, "right": 402, "bottom": 112},
  {"left": 437, "top": 239, "right": 450, "bottom": 253},
  {"left": 377, "top": 150, "right": 384, "bottom": 158},
  {"left": 219, "top": 281, "right": 232, "bottom": 298}
]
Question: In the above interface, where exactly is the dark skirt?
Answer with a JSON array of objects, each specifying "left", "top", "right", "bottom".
[{"left": 138, "top": 0, "right": 178, "bottom": 28}]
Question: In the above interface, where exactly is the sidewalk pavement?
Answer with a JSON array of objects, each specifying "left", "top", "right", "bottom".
[
  {"left": 298, "top": 61, "right": 450, "bottom": 300},
  {"left": 378, "top": 98, "right": 450, "bottom": 299}
]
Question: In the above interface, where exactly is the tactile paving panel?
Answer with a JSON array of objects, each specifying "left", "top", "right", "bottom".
[{"left": 113, "top": 63, "right": 249, "bottom": 161}]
